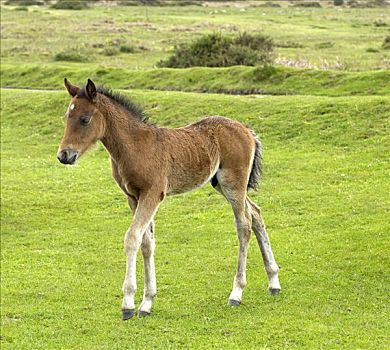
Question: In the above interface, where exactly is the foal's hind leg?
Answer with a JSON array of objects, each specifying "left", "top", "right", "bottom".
[
  {"left": 246, "top": 197, "right": 281, "bottom": 295},
  {"left": 215, "top": 179, "right": 252, "bottom": 306}
]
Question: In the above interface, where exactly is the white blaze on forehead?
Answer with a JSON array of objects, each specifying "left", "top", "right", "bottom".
[{"left": 65, "top": 103, "right": 75, "bottom": 117}]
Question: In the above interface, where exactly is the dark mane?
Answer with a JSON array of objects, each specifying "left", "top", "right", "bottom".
[
  {"left": 78, "top": 85, "right": 149, "bottom": 123},
  {"left": 98, "top": 87, "right": 149, "bottom": 123}
]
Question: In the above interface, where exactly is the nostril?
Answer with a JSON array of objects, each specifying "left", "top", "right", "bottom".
[
  {"left": 57, "top": 149, "right": 78, "bottom": 165},
  {"left": 69, "top": 153, "right": 77, "bottom": 163},
  {"left": 57, "top": 151, "right": 67, "bottom": 164}
]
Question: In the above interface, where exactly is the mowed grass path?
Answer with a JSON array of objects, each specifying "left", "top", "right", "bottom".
[{"left": 1, "top": 89, "right": 389, "bottom": 349}]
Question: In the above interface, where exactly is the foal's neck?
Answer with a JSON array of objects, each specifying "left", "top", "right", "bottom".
[{"left": 98, "top": 95, "right": 152, "bottom": 163}]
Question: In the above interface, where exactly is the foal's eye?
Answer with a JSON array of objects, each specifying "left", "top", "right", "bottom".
[{"left": 80, "top": 115, "right": 91, "bottom": 126}]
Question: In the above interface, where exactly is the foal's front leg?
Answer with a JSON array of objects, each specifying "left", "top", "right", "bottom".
[
  {"left": 122, "top": 192, "right": 161, "bottom": 320},
  {"left": 138, "top": 221, "right": 156, "bottom": 317},
  {"left": 126, "top": 198, "right": 157, "bottom": 316}
]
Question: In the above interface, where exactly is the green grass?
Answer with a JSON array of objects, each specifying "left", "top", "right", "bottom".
[
  {"left": 1, "top": 89, "right": 389, "bottom": 349},
  {"left": 1, "top": 4, "right": 389, "bottom": 70},
  {"left": 2, "top": 63, "right": 390, "bottom": 96}
]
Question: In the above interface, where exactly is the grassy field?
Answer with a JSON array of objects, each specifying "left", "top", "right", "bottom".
[
  {"left": 1, "top": 89, "right": 389, "bottom": 349},
  {"left": 1, "top": 4, "right": 389, "bottom": 70},
  {"left": 1, "top": 2, "right": 390, "bottom": 350}
]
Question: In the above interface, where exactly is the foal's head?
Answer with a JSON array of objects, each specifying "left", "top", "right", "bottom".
[{"left": 57, "top": 79, "right": 105, "bottom": 165}]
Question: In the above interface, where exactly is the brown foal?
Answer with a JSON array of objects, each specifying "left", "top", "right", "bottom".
[{"left": 57, "top": 79, "right": 281, "bottom": 320}]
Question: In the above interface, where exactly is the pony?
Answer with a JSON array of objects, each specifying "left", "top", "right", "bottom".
[{"left": 57, "top": 78, "right": 281, "bottom": 320}]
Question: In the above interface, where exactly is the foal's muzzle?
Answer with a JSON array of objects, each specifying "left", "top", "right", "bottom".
[{"left": 57, "top": 149, "right": 79, "bottom": 165}]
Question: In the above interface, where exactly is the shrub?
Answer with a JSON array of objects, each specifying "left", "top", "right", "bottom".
[
  {"left": 175, "top": 1, "right": 202, "bottom": 6},
  {"left": 315, "top": 41, "right": 335, "bottom": 49},
  {"left": 373, "top": 0, "right": 387, "bottom": 6},
  {"left": 118, "top": 0, "right": 139, "bottom": 5},
  {"left": 293, "top": 2, "right": 322, "bottom": 7},
  {"left": 51, "top": 0, "right": 89, "bottom": 10},
  {"left": 346, "top": 0, "right": 359, "bottom": 7},
  {"left": 5, "top": 0, "right": 43, "bottom": 5},
  {"left": 259, "top": 2, "right": 281, "bottom": 7},
  {"left": 276, "top": 40, "right": 304, "bottom": 48},
  {"left": 119, "top": 45, "right": 136, "bottom": 53},
  {"left": 373, "top": 20, "right": 388, "bottom": 27},
  {"left": 348, "top": 0, "right": 387, "bottom": 8},
  {"left": 119, "top": 0, "right": 201, "bottom": 5},
  {"left": 102, "top": 47, "right": 119, "bottom": 56},
  {"left": 383, "top": 36, "right": 390, "bottom": 49},
  {"left": 366, "top": 47, "right": 379, "bottom": 52},
  {"left": 158, "top": 32, "right": 274, "bottom": 68},
  {"left": 54, "top": 50, "right": 90, "bottom": 62},
  {"left": 334, "top": 0, "right": 344, "bottom": 5},
  {"left": 252, "top": 65, "right": 277, "bottom": 81}
]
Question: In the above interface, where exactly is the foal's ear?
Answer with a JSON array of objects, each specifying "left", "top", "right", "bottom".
[
  {"left": 64, "top": 78, "right": 79, "bottom": 97},
  {"left": 85, "top": 79, "right": 97, "bottom": 101}
]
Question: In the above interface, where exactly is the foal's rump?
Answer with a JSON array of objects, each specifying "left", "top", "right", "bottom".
[
  {"left": 205, "top": 117, "right": 261, "bottom": 191},
  {"left": 165, "top": 116, "right": 261, "bottom": 194}
]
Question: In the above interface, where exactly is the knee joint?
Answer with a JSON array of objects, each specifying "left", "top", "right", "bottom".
[
  {"left": 141, "top": 242, "right": 154, "bottom": 257},
  {"left": 124, "top": 233, "right": 141, "bottom": 253}
]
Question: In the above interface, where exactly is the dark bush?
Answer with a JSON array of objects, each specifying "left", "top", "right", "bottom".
[
  {"left": 158, "top": 32, "right": 274, "bottom": 68},
  {"left": 54, "top": 50, "right": 90, "bottom": 62},
  {"left": 120, "top": 0, "right": 160, "bottom": 5},
  {"left": 252, "top": 65, "right": 277, "bottom": 81},
  {"left": 259, "top": 2, "right": 281, "bottom": 7},
  {"left": 119, "top": 0, "right": 201, "bottom": 5},
  {"left": 119, "top": 45, "right": 136, "bottom": 53},
  {"left": 373, "top": 0, "right": 387, "bottom": 6},
  {"left": 334, "top": 0, "right": 344, "bottom": 6},
  {"left": 373, "top": 20, "right": 388, "bottom": 27},
  {"left": 174, "top": 1, "right": 202, "bottom": 6},
  {"left": 347, "top": 0, "right": 387, "bottom": 8},
  {"left": 51, "top": 0, "right": 89, "bottom": 10},
  {"left": 293, "top": 2, "right": 322, "bottom": 7},
  {"left": 235, "top": 32, "right": 274, "bottom": 52},
  {"left": 102, "top": 47, "right": 119, "bottom": 56},
  {"left": 118, "top": 0, "right": 139, "bottom": 5},
  {"left": 276, "top": 40, "right": 304, "bottom": 48},
  {"left": 315, "top": 41, "right": 335, "bottom": 49},
  {"left": 346, "top": 0, "right": 359, "bottom": 7},
  {"left": 5, "top": 0, "right": 44, "bottom": 5}
]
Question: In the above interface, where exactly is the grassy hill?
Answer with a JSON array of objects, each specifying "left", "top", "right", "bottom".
[{"left": 2, "top": 64, "right": 390, "bottom": 96}]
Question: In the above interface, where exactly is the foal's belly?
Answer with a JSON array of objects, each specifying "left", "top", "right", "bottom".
[{"left": 166, "top": 157, "right": 219, "bottom": 195}]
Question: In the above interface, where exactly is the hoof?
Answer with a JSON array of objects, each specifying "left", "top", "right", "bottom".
[
  {"left": 138, "top": 310, "right": 151, "bottom": 318},
  {"left": 228, "top": 299, "right": 241, "bottom": 306},
  {"left": 122, "top": 309, "right": 135, "bottom": 321},
  {"left": 269, "top": 288, "right": 281, "bottom": 296}
]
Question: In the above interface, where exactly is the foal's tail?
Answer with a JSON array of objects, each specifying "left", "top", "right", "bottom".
[{"left": 248, "top": 130, "right": 262, "bottom": 191}]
